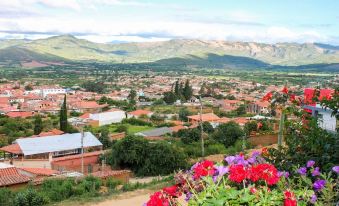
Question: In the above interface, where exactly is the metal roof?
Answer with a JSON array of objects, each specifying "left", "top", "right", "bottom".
[
  {"left": 135, "top": 127, "right": 172, "bottom": 137},
  {"left": 15, "top": 132, "right": 102, "bottom": 156}
]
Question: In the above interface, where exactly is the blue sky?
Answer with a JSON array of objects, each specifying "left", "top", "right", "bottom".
[{"left": 0, "top": 0, "right": 339, "bottom": 44}]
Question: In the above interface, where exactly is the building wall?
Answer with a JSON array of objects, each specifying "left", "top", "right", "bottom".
[
  {"left": 51, "top": 154, "right": 100, "bottom": 174},
  {"left": 90, "top": 111, "right": 126, "bottom": 126},
  {"left": 318, "top": 110, "right": 337, "bottom": 132}
]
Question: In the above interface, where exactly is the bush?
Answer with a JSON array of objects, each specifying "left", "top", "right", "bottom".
[
  {"left": 179, "top": 128, "right": 200, "bottom": 144},
  {"left": 13, "top": 188, "right": 47, "bottom": 206},
  {"left": 109, "top": 135, "right": 188, "bottom": 176},
  {"left": 212, "top": 121, "right": 244, "bottom": 147},
  {"left": 106, "top": 178, "right": 122, "bottom": 191},
  {"left": 205, "top": 143, "right": 227, "bottom": 155},
  {"left": 115, "top": 125, "right": 128, "bottom": 133},
  {"left": 0, "top": 188, "right": 14, "bottom": 206}
]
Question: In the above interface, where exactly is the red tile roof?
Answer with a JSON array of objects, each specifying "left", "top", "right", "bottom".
[
  {"left": 72, "top": 101, "right": 107, "bottom": 109},
  {"left": 6, "top": 111, "right": 34, "bottom": 118},
  {"left": 0, "top": 167, "right": 31, "bottom": 187},
  {"left": 170, "top": 125, "right": 187, "bottom": 132},
  {"left": 128, "top": 109, "right": 152, "bottom": 116},
  {"left": 187, "top": 113, "right": 220, "bottom": 122},
  {"left": 19, "top": 168, "right": 60, "bottom": 176},
  {"left": 0, "top": 144, "right": 22, "bottom": 154}
]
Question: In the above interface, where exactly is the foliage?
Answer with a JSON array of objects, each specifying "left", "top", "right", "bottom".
[
  {"left": 177, "top": 128, "right": 200, "bottom": 144},
  {"left": 235, "top": 104, "right": 247, "bottom": 115},
  {"left": 212, "top": 121, "right": 244, "bottom": 147},
  {"left": 59, "top": 95, "right": 67, "bottom": 132},
  {"left": 320, "top": 87, "right": 339, "bottom": 131},
  {"left": 178, "top": 107, "right": 191, "bottom": 122},
  {"left": 121, "top": 117, "right": 153, "bottom": 126},
  {"left": 244, "top": 121, "right": 257, "bottom": 135},
  {"left": 202, "top": 121, "right": 214, "bottom": 133},
  {"left": 266, "top": 118, "right": 339, "bottom": 172},
  {"left": 183, "top": 79, "right": 193, "bottom": 101},
  {"left": 33, "top": 115, "right": 43, "bottom": 135},
  {"left": 82, "top": 81, "right": 106, "bottom": 93},
  {"left": 98, "top": 126, "right": 111, "bottom": 149},
  {"left": 115, "top": 124, "right": 128, "bottom": 133},
  {"left": 13, "top": 188, "right": 47, "bottom": 206},
  {"left": 108, "top": 135, "right": 187, "bottom": 176},
  {"left": 0, "top": 188, "right": 14, "bottom": 206},
  {"left": 163, "top": 91, "right": 177, "bottom": 104},
  {"left": 145, "top": 153, "right": 339, "bottom": 206}
]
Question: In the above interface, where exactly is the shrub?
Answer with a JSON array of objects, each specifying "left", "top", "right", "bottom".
[
  {"left": 13, "top": 188, "right": 47, "bottom": 206},
  {"left": 106, "top": 178, "right": 122, "bottom": 191},
  {"left": 0, "top": 188, "right": 14, "bottom": 206},
  {"left": 109, "top": 135, "right": 188, "bottom": 176},
  {"left": 212, "top": 121, "right": 244, "bottom": 147}
]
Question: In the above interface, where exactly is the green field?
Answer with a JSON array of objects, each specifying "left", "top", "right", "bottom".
[{"left": 108, "top": 123, "right": 155, "bottom": 135}]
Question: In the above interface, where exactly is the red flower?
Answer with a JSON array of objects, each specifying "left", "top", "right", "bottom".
[
  {"left": 163, "top": 185, "right": 181, "bottom": 197},
  {"left": 250, "top": 187, "right": 257, "bottom": 194},
  {"left": 282, "top": 86, "right": 288, "bottom": 94},
  {"left": 262, "top": 92, "right": 273, "bottom": 101},
  {"left": 248, "top": 164, "right": 280, "bottom": 185},
  {"left": 229, "top": 165, "right": 247, "bottom": 183},
  {"left": 193, "top": 160, "right": 216, "bottom": 180},
  {"left": 284, "top": 190, "right": 297, "bottom": 206},
  {"left": 261, "top": 147, "right": 268, "bottom": 156},
  {"left": 146, "top": 191, "right": 170, "bottom": 206},
  {"left": 289, "top": 94, "right": 296, "bottom": 102}
]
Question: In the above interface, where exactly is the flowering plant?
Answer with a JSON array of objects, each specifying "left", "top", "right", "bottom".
[{"left": 144, "top": 152, "right": 339, "bottom": 206}]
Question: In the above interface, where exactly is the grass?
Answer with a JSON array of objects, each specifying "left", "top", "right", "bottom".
[
  {"left": 108, "top": 123, "right": 155, "bottom": 135},
  {"left": 49, "top": 177, "right": 173, "bottom": 206}
]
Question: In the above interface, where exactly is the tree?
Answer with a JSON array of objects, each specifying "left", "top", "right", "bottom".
[
  {"left": 128, "top": 89, "right": 137, "bottom": 102},
  {"left": 212, "top": 121, "right": 244, "bottom": 147},
  {"left": 180, "top": 128, "right": 201, "bottom": 144},
  {"left": 183, "top": 79, "right": 193, "bottom": 101},
  {"left": 236, "top": 104, "right": 247, "bottom": 115},
  {"left": 33, "top": 115, "right": 43, "bottom": 135},
  {"left": 99, "top": 127, "right": 111, "bottom": 149},
  {"left": 202, "top": 122, "right": 214, "bottom": 133},
  {"left": 174, "top": 80, "right": 180, "bottom": 96},
  {"left": 244, "top": 121, "right": 257, "bottom": 135},
  {"left": 163, "top": 92, "right": 177, "bottom": 104},
  {"left": 178, "top": 107, "right": 191, "bottom": 121},
  {"left": 59, "top": 95, "right": 68, "bottom": 132},
  {"left": 24, "top": 84, "right": 33, "bottom": 91},
  {"left": 108, "top": 135, "right": 187, "bottom": 176},
  {"left": 82, "top": 81, "right": 106, "bottom": 93}
]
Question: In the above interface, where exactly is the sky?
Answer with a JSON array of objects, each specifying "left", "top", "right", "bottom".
[{"left": 0, "top": 0, "right": 339, "bottom": 44}]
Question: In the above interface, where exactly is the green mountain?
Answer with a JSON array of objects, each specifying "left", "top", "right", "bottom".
[{"left": 1, "top": 35, "right": 339, "bottom": 68}]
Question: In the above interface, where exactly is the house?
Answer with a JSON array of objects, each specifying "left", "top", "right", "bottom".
[
  {"left": 51, "top": 151, "right": 103, "bottom": 174},
  {"left": 0, "top": 163, "right": 31, "bottom": 189},
  {"left": 69, "top": 101, "right": 108, "bottom": 113},
  {"left": 0, "top": 132, "right": 103, "bottom": 171},
  {"left": 216, "top": 99, "right": 242, "bottom": 111},
  {"left": 79, "top": 108, "right": 126, "bottom": 126},
  {"left": 304, "top": 104, "right": 337, "bottom": 132},
  {"left": 247, "top": 101, "right": 270, "bottom": 114},
  {"left": 128, "top": 109, "right": 153, "bottom": 118},
  {"left": 187, "top": 113, "right": 220, "bottom": 124},
  {"left": 303, "top": 88, "right": 336, "bottom": 132}
]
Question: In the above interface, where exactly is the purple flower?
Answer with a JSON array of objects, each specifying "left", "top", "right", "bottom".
[
  {"left": 312, "top": 167, "right": 320, "bottom": 176},
  {"left": 185, "top": 192, "right": 192, "bottom": 202},
  {"left": 332, "top": 166, "right": 339, "bottom": 174},
  {"left": 307, "top": 160, "right": 315, "bottom": 168},
  {"left": 225, "top": 156, "right": 236, "bottom": 165},
  {"left": 297, "top": 167, "right": 307, "bottom": 175},
  {"left": 247, "top": 157, "right": 256, "bottom": 164},
  {"left": 310, "top": 194, "right": 317, "bottom": 204},
  {"left": 313, "top": 180, "right": 326, "bottom": 191},
  {"left": 278, "top": 171, "right": 290, "bottom": 178},
  {"left": 215, "top": 165, "right": 229, "bottom": 177},
  {"left": 251, "top": 151, "right": 260, "bottom": 158},
  {"left": 234, "top": 155, "right": 248, "bottom": 166}
]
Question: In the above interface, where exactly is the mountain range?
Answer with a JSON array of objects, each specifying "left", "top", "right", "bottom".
[{"left": 1, "top": 35, "right": 339, "bottom": 70}]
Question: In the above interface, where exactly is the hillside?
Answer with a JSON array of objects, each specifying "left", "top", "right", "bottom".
[{"left": 1, "top": 35, "right": 339, "bottom": 68}]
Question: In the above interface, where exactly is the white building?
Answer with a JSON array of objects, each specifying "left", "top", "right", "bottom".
[
  {"left": 24, "top": 87, "right": 67, "bottom": 97},
  {"left": 304, "top": 104, "right": 337, "bottom": 133},
  {"left": 89, "top": 110, "right": 126, "bottom": 126}
]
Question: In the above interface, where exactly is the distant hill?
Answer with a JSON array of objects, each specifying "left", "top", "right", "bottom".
[{"left": 1, "top": 35, "right": 339, "bottom": 70}]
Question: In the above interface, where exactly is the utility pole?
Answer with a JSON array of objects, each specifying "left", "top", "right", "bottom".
[
  {"left": 199, "top": 96, "right": 204, "bottom": 157},
  {"left": 78, "top": 125, "right": 85, "bottom": 174}
]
